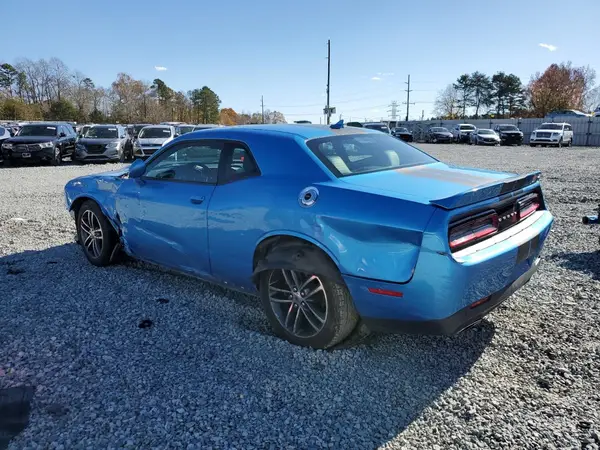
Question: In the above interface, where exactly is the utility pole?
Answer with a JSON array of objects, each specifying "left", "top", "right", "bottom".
[
  {"left": 421, "top": 110, "right": 424, "bottom": 121},
  {"left": 403, "top": 74, "right": 415, "bottom": 121},
  {"left": 326, "top": 39, "right": 331, "bottom": 125},
  {"left": 261, "top": 96, "right": 265, "bottom": 124}
]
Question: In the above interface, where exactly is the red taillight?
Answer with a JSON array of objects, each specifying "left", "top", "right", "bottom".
[
  {"left": 449, "top": 212, "right": 498, "bottom": 251},
  {"left": 518, "top": 194, "right": 540, "bottom": 220}
]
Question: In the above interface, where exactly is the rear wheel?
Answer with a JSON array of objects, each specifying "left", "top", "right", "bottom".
[
  {"left": 260, "top": 267, "right": 358, "bottom": 349},
  {"left": 76, "top": 200, "right": 117, "bottom": 267}
]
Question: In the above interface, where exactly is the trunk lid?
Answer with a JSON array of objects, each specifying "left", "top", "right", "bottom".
[{"left": 340, "top": 162, "right": 540, "bottom": 209}]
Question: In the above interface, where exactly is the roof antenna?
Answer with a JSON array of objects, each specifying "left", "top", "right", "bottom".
[{"left": 330, "top": 119, "right": 344, "bottom": 129}]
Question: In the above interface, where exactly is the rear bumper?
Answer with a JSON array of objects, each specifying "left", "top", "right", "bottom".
[
  {"left": 362, "top": 256, "right": 540, "bottom": 335},
  {"left": 344, "top": 209, "right": 553, "bottom": 333}
]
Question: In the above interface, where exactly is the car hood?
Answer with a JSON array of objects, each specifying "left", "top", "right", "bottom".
[
  {"left": 6, "top": 136, "right": 56, "bottom": 144},
  {"left": 78, "top": 138, "right": 119, "bottom": 145},
  {"left": 339, "top": 162, "right": 516, "bottom": 207},
  {"left": 498, "top": 130, "right": 522, "bottom": 134},
  {"left": 138, "top": 137, "right": 169, "bottom": 145}
]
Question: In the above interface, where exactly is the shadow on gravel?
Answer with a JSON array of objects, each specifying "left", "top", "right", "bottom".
[
  {"left": 1, "top": 243, "right": 495, "bottom": 448},
  {"left": 549, "top": 251, "right": 600, "bottom": 280}
]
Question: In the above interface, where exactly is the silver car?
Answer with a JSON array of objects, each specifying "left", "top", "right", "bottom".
[
  {"left": 133, "top": 125, "right": 176, "bottom": 159},
  {"left": 470, "top": 129, "right": 500, "bottom": 146},
  {"left": 74, "top": 125, "right": 132, "bottom": 163}
]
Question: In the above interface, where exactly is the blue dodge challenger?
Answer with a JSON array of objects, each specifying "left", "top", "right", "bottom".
[{"left": 64, "top": 122, "right": 554, "bottom": 349}]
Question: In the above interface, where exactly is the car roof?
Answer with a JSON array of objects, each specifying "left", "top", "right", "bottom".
[{"left": 178, "top": 124, "right": 380, "bottom": 140}]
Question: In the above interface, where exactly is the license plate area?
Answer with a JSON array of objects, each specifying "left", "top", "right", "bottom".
[
  {"left": 516, "top": 234, "right": 540, "bottom": 264},
  {"left": 21, "top": 153, "right": 31, "bottom": 158}
]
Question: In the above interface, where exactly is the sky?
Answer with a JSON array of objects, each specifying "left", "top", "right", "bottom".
[{"left": 3, "top": 0, "right": 599, "bottom": 124}]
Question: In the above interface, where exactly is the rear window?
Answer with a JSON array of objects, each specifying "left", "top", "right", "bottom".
[{"left": 306, "top": 133, "right": 436, "bottom": 177}]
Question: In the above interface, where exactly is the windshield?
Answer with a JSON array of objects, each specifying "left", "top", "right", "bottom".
[
  {"left": 498, "top": 125, "right": 518, "bottom": 131},
  {"left": 459, "top": 125, "right": 475, "bottom": 130},
  {"left": 538, "top": 124, "right": 563, "bottom": 130},
  {"left": 193, "top": 125, "right": 217, "bottom": 131},
  {"left": 139, "top": 127, "right": 172, "bottom": 138},
  {"left": 85, "top": 127, "right": 118, "bottom": 139},
  {"left": 134, "top": 125, "right": 149, "bottom": 134},
  {"left": 364, "top": 124, "right": 390, "bottom": 133},
  {"left": 478, "top": 129, "right": 494, "bottom": 135},
  {"left": 430, "top": 127, "right": 448, "bottom": 132},
  {"left": 178, "top": 126, "right": 195, "bottom": 134},
  {"left": 306, "top": 133, "right": 436, "bottom": 177},
  {"left": 17, "top": 125, "right": 58, "bottom": 137}
]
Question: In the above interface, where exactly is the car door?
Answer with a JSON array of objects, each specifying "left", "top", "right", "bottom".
[
  {"left": 116, "top": 139, "right": 224, "bottom": 276},
  {"left": 207, "top": 141, "right": 262, "bottom": 290}
]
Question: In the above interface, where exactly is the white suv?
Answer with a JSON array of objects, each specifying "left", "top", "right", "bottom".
[
  {"left": 530, "top": 122, "right": 573, "bottom": 147},
  {"left": 452, "top": 123, "right": 476, "bottom": 143}
]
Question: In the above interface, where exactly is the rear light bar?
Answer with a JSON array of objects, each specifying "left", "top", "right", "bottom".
[
  {"left": 449, "top": 211, "right": 498, "bottom": 251},
  {"left": 518, "top": 193, "right": 540, "bottom": 220}
]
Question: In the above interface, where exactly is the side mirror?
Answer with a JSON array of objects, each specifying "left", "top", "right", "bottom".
[
  {"left": 128, "top": 158, "right": 146, "bottom": 178},
  {"left": 59, "top": 132, "right": 67, "bottom": 138}
]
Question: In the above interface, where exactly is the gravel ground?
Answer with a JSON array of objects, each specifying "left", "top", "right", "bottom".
[{"left": 1, "top": 145, "right": 599, "bottom": 450}]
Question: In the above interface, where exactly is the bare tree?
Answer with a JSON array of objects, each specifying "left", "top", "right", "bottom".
[
  {"left": 434, "top": 84, "right": 460, "bottom": 119},
  {"left": 49, "top": 57, "right": 71, "bottom": 102}
]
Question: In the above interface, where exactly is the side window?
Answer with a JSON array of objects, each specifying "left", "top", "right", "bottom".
[
  {"left": 144, "top": 142, "right": 222, "bottom": 184},
  {"left": 222, "top": 144, "right": 259, "bottom": 182},
  {"left": 58, "top": 125, "right": 65, "bottom": 136}
]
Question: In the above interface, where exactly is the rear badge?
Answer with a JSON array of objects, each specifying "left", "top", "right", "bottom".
[{"left": 299, "top": 187, "right": 319, "bottom": 207}]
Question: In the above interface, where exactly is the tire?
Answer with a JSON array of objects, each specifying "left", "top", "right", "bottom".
[
  {"left": 76, "top": 200, "right": 117, "bottom": 267},
  {"left": 50, "top": 146, "right": 62, "bottom": 166},
  {"left": 3, "top": 159, "right": 11, "bottom": 167},
  {"left": 259, "top": 266, "right": 359, "bottom": 349}
]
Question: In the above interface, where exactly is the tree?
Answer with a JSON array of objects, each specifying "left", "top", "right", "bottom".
[
  {"left": 469, "top": 72, "right": 492, "bottom": 118},
  {"left": 0, "top": 63, "right": 19, "bottom": 97},
  {"left": 453, "top": 74, "right": 474, "bottom": 118},
  {"left": 219, "top": 107, "right": 238, "bottom": 125},
  {"left": 48, "top": 99, "right": 76, "bottom": 120},
  {"left": 190, "top": 86, "right": 220, "bottom": 124},
  {"left": 491, "top": 72, "right": 526, "bottom": 118},
  {"left": 49, "top": 57, "right": 71, "bottom": 102},
  {"left": 265, "top": 110, "right": 287, "bottom": 124},
  {"left": 434, "top": 84, "right": 460, "bottom": 119},
  {"left": 528, "top": 62, "right": 595, "bottom": 116}
]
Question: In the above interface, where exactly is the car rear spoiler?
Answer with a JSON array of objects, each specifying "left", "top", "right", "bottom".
[{"left": 430, "top": 171, "right": 541, "bottom": 210}]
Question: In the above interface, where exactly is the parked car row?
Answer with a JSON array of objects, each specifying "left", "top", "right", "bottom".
[{"left": 1, "top": 121, "right": 223, "bottom": 166}]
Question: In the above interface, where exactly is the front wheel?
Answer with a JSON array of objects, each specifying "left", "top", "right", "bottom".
[
  {"left": 76, "top": 201, "right": 117, "bottom": 266},
  {"left": 260, "top": 268, "right": 358, "bottom": 349},
  {"left": 50, "top": 147, "right": 62, "bottom": 166}
]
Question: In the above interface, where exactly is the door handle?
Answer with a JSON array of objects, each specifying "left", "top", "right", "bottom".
[{"left": 190, "top": 196, "right": 205, "bottom": 205}]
